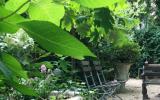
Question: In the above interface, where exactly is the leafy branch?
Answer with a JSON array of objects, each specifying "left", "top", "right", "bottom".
[{"left": 0, "top": 0, "right": 30, "bottom": 21}]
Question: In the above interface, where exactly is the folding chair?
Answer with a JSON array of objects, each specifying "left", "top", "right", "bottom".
[
  {"left": 81, "top": 61, "right": 122, "bottom": 100},
  {"left": 92, "top": 61, "right": 122, "bottom": 99}
]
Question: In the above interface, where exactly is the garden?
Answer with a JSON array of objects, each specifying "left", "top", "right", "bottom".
[{"left": 0, "top": 0, "right": 160, "bottom": 100}]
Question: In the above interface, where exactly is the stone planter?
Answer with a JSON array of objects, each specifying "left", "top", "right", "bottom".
[{"left": 116, "top": 63, "right": 132, "bottom": 91}]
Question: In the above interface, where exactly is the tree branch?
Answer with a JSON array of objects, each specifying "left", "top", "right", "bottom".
[{"left": 0, "top": 0, "right": 30, "bottom": 21}]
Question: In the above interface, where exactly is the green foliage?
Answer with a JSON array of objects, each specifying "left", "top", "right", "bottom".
[
  {"left": 0, "top": 0, "right": 141, "bottom": 97},
  {"left": 135, "top": 25, "right": 160, "bottom": 63},
  {"left": 112, "top": 42, "right": 141, "bottom": 63}
]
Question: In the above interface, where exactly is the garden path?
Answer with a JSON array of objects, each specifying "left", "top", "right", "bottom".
[{"left": 115, "top": 79, "right": 160, "bottom": 100}]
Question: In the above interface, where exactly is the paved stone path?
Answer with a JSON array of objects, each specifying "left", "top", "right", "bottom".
[{"left": 115, "top": 79, "right": 160, "bottom": 100}]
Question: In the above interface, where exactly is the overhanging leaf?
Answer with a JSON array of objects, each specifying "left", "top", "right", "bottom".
[
  {"left": 5, "top": 0, "right": 30, "bottom": 14},
  {"left": 18, "top": 20, "right": 96, "bottom": 59},
  {"left": 28, "top": 0, "right": 65, "bottom": 26}
]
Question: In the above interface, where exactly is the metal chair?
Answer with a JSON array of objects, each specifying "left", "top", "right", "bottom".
[{"left": 81, "top": 61, "right": 122, "bottom": 100}]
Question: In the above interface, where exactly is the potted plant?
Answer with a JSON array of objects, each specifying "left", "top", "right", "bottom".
[
  {"left": 94, "top": 40, "right": 141, "bottom": 91},
  {"left": 113, "top": 42, "right": 141, "bottom": 91}
]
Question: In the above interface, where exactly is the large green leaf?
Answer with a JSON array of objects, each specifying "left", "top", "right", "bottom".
[
  {"left": 75, "top": 0, "right": 121, "bottom": 8},
  {"left": 5, "top": 0, "right": 30, "bottom": 14},
  {"left": 18, "top": 20, "right": 95, "bottom": 59},
  {"left": 0, "top": 21, "right": 19, "bottom": 33},
  {"left": 7, "top": 80, "right": 38, "bottom": 96},
  {"left": 28, "top": 0, "right": 65, "bottom": 26},
  {"left": 0, "top": 6, "right": 26, "bottom": 24},
  {"left": 1, "top": 53, "right": 28, "bottom": 79}
]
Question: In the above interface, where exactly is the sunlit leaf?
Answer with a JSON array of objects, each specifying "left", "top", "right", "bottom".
[
  {"left": 75, "top": 0, "right": 122, "bottom": 8},
  {"left": 28, "top": 0, "right": 65, "bottom": 26},
  {"left": 5, "top": 0, "right": 30, "bottom": 14}
]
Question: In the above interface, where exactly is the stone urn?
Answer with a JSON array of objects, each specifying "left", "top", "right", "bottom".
[{"left": 116, "top": 63, "right": 132, "bottom": 91}]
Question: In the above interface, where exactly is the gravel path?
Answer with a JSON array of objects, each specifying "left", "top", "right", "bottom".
[{"left": 115, "top": 79, "right": 160, "bottom": 100}]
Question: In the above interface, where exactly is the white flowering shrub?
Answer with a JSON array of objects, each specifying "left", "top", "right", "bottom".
[{"left": 3, "top": 29, "right": 34, "bottom": 50}]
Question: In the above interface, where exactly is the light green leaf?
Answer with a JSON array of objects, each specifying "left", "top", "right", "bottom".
[
  {"left": 108, "top": 28, "right": 129, "bottom": 47},
  {"left": 18, "top": 20, "right": 96, "bottom": 59},
  {"left": 123, "top": 18, "right": 140, "bottom": 29},
  {"left": 75, "top": 0, "right": 122, "bottom": 8},
  {"left": 28, "top": 0, "right": 65, "bottom": 26},
  {"left": 8, "top": 80, "right": 38, "bottom": 96},
  {"left": 0, "top": 6, "right": 26, "bottom": 24},
  {"left": 0, "top": 21, "right": 19, "bottom": 33},
  {"left": 1, "top": 53, "right": 28, "bottom": 79},
  {"left": 5, "top": 0, "right": 30, "bottom": 14}
]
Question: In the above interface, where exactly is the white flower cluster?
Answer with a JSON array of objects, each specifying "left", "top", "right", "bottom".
[{"left": 2, "top": 29, "right": 34, "bottom": 50}]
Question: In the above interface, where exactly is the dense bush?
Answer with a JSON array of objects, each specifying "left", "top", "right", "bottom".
[{"left": 129, "top": 25, "right": 160, "bottom": 78}]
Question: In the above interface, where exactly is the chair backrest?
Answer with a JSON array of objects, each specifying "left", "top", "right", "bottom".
[
  {"left": 81, "top": 61, "right": 96, "bottom": 88},
  {"left": 81, "top": 61, "right": 108, "bottom": 88},
  {"left": 93, "top": 61, "right": 107, "bottom": 85},
  {"left": 144, "top": 62, "right": 160, "bottom": 72}
]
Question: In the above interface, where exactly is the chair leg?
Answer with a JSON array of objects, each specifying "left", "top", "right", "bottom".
[
  {"left": 114, "top": 94, "right": 123, "bottom": 100},
  {"left": 142, "top": 83, "right": 149, "bottom": 100}
]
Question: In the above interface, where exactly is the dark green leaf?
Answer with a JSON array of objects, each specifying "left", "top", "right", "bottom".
[
  {"left": 0, "top": 61, "right": 12, "bottom": 80},
  {"left": 8, "top": 80, "right": 38, "bottom": 96},
  {"left": 1, "top": 53, "right": 28, "bottom": 79},
  {"left": 94, "top": 8, "right": 114, "bottom": 33},
  {"left": 0, "top": 21, "right": 19, "bottom": 33}
]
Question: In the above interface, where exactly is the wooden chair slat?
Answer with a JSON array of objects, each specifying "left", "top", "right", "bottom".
[{"left": 142, "top": 61, "right": 160, "bottom": 100}]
